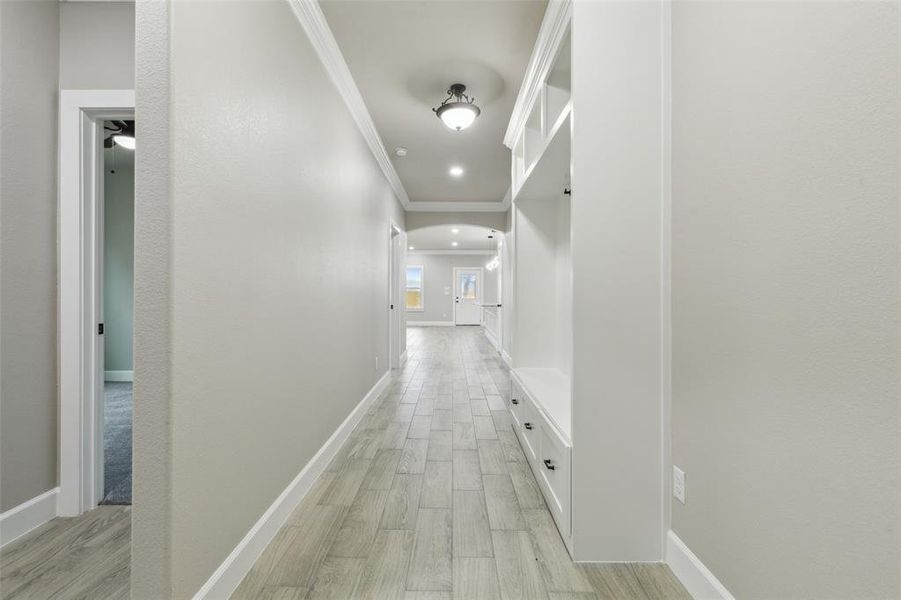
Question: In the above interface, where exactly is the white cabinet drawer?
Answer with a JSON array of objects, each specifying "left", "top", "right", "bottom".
[
  {"left": 510, "top": 382, "right": 525, "bottom": 426},
  {"left": 512, "top": 394, "right": 539, "bottom": 462},
  {"left": 520, "top": 400, "right": 541, "bottom": 462},
  {"left": 537, "top": 425, "right": 571, "bottom": 536}
]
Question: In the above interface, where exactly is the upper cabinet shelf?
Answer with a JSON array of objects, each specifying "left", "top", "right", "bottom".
[
  {"left": 516, "top": 106, "right": 570, "bottom": 202},
  {"left": 510, "top": 26, "right": 572, "bottom": 201},
  {"left": 545, "top": 31, "right": 571, "bottom": 132}
]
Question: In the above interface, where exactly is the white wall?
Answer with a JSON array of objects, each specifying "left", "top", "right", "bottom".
[
  {"left": 133, "top": 1, "right": 405, "bottom": 596},
  {"left": 406, "top": 254, "right": 497, "bottom": 324},
  {"left": 59, "top": 1, "right": 134, "bottom": 90},
  {"left": 569, "top": 0, "right": 664, "bottom": 560},
  {"left": 0, "top": 0, "right": 60, "bottom": 513},
  {"left": 671, "top": 2, "right": 900, "bottom": 597}
]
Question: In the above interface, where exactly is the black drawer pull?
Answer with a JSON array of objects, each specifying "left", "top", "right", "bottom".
[
  {"left": 511, "top": 398, "right": 519, "bottom": 405},
  {"left": 524, "top": 422, "right": 533, "bottom": 430},
  {"left": 543, "top": 459, "right": 556, "bottom": 470}
]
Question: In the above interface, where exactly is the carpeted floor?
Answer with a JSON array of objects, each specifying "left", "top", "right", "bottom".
[{"left": 102, "top": 381, "right": 132, "bottom": 505}]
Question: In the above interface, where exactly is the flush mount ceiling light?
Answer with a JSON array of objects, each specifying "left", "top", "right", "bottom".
[
  {"left": 451, "top": 228, "right": 460, "bottom": 234},
  {"left": 395, "top": 146, "right": 408, "bottom": 157},
  {"left": 451, "top": 241, "right": 459, "bottom": 247},
  {"left": 449, "top": 166, "right": 464, "bottom": 177},
  {"left": 433, "top": 83, "right": 481, "bottom": 131},
  {"left": 409, "top": 246, "right": 415, "bottom": 250}
]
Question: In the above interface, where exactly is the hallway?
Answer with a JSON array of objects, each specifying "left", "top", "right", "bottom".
[{"left": 232, "top": 326, "right": 689, "bottom": 599}]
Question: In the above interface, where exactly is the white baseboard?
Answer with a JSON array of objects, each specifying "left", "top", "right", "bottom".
[
  {"left": 0, "top": 488, "right": 59, "bottom": 548},
  {"left": 666, "top": 530, "right": 735, "bottom": 600},
  {"left": 407, "top": 321, "right": 454, "bottom": 327},
  {"left": 482, "top": 326, "right": 500, "bottom": 352},
  {"left": 104, "top": 370, "right": 134, "bottom": 382},
  {"left": 501, "top": 349, "right": 513, "bottom": 368},
  {"left": 192, "top": 370, "right": 392, "bottom": 599}
]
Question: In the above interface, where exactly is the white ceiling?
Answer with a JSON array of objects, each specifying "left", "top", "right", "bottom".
[
  {"left": 407, "top": 224, "right": 500, "bottom": 252},
  {"left": 320, "top": 0, "right": 546, "bottom": 207}
]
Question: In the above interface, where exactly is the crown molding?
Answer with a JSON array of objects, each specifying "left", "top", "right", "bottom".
[
  {"left": 503, "top": 0, "right": 572, "bottom": 149},
  {"left": 288, "top": 0, "right": 411, "bottom": 209},
  {"left": 501, "top": 186, "right": 512, "bottom": 210},
  {"left": 406, "top": 201, "right": 508, "bottom": 213},
  {"left": 408, "top": 250, "right": 493, "bottom": 256}
]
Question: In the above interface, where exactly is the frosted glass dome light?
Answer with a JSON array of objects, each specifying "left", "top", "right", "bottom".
[{"left": 433, "top": 83, "right": 481, "bottom": 132}]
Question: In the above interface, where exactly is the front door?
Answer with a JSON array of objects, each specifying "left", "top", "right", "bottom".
[{"left": 454, "top": 268, "right": 482, "bottom": 325}]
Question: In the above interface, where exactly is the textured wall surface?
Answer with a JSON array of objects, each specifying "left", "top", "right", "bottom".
[
  {"left": 672, "top": 2, "right": 901, "bottom": 597},
  {"left": 0, "top": 0, "right": 60, "bottom": 512},
  {"left": 133, "top": 1, "right": 405, "bottom": 595}
]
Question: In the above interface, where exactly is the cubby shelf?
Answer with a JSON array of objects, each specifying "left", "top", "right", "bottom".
[
  {"left": 505, "top": 0, "right": 666, "bottom": 563},
  {"left": 515, "top": 104, "right": 571, "bottom": 202},
  {"left": 509, "top": 12, "right": 574, "bottom": 553}
]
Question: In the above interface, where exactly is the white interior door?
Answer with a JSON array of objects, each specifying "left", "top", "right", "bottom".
[
  {"left": 454, "top": 267, "right": 482, "bottom": 325},
  {"left": 389, "top": 224, "right": 402, "bottom": 369}
]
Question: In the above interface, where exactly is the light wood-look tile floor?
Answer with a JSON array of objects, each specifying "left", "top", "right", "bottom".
[
  {"left": 0, "top": 506, "right": 130, "bottom": 600},
  {"left": 0, "top": 327, "right": 689, "bottom": 600},
  {"left": 232, "top": 326, "right": 690, "bottom": 600}
]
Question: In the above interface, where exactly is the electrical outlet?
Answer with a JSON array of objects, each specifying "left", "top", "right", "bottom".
[{"left": 673, "top": 466, "right": 686, "bottom": 504}]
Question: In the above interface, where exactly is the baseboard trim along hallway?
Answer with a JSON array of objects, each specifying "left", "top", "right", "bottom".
[
  {"left": 666, "top": 530, "right": 736, "bottom": 600},
  {"left": 0, "top": 488, "right": 59, "bottom": 548},
  {"left": 192, "top": 370, "right": 392, "bottom": 600},
  {"left": 407, "top": 321, "right": 455, "bottom": 327},
  {"left": 104, "top": 370, "right": 134, "bottom": 382}
]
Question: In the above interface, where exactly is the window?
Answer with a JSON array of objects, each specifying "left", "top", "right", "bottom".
[
  {"left": 460, "top": 272, "right": 477, "bottom": 300},
  {"left": 406, "top": 265, "right": 424, "bottom": 311}
]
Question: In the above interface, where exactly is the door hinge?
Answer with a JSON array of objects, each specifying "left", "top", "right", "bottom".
[{"left": 98, "top": 323, "right": 104, "bottom": 335}]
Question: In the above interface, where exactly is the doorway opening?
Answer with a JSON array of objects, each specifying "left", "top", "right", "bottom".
[
  {"left": 388, "top": 221, "right": 406, "bottom": 369},
  {"left": 99, "top": 121, "right": 135, "bottom": 505},
  {"left": 58, "top": 90, "right": 135, "bottom": 517},
  {"left": 403, "top": 224, "right": 504, "bottom": 350}
]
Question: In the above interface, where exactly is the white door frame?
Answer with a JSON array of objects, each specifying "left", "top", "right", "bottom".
[
  {"left": 452, "top": 266, "right": 484, "bottom": 326},
  {"left": 490, "top": 235, "right": 504, "bottom": 352},
  {"left": 59, "top": 89, "right": 135, "bottom": 516},
  {"left": 388, "top": 220, "right": 405, "bottom": 369}
]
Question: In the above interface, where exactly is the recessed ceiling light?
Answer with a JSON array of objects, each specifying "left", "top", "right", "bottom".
[
  {"left": 395, "top": 146, "right": 408, "bottom": 157},
  {"left": 451, "top": 228, "right": 460, "bottom": 234},
  {"left": 409, "top": 246, "right": 415, "bottom": 250},
  {"left": 449, "top": 166, "right": 464, "bottom": 177},
  {"left": 451, "top": 241, "right": 459, "bottom": 247}
]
